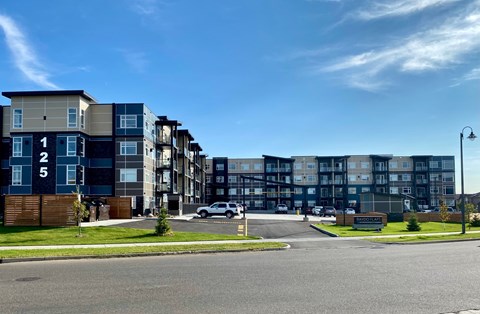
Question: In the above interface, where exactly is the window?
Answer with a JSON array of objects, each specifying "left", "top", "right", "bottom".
[
  {"left": 442, "top": 160, "right": 454, "bottom": 170},
  {"left": 401, "top": 174, "right": 411, "bottom": 181},
  {"left": 348, "top": 187, "right": 356, "bottom": 194},
  {"left": 294, "top": 188, "right": 303, "bottom": 195},
  {"left": 389, "top": 174, "right": 398, "bottom": 181},
  {"left": 228, "top": 175, "right": 237, "bottom": 183},
  {"left": 120, "top": 169, "right": 137, "bottom": 182},
  {"left": 241, "top": 163, "right": 250, "bottom": 171},
  {"left": 67, "top": 165, "right": 76, "bottom": 185},
  {"left": 307, "top": 188, "right": 316, "bottom": 194},
  {"left": 215, "top": 164, "right": 224, "bottom": 171},
  {"left": 402, "top": 161, "right": 411, "bottom": 168},
  {"left": 442, "top": 173, "right": 454, "bottom": 182},
  {"left": 361, "top": 162, "right": 370, "bottom": 169},
  {"left": 361, "top": 187, "right": 370, "bottom": 192},
  {"left": 307, "top": 162, "right": 315, "bottom": 169},
  {"left": 294, "top": 163, "right": 302, "bottom": 170},
  {"left": 228, "top": 163, "right": 236, "bottom": 170},
  {"left": 206, "top": 176, "right": 211, "bottom": 183},
  {"left": 307, "top": 175, "right": 316, "bottom": 182},
  {"left": 389, "top": 161, "right": 398, "bottom": 169},
  {"left": 429, "top": 161, "right": 439, "bottom": 169},
  {"left": 348, "top": 162, "right": 356, "bottom": 169},
  {"left": 402, "top": 187, "right": 411, "bottom": 194},
  {"left": 121, "top": 142, "right": 137, "bottom": 155},
  {"left": 390, "top": 187, "right": 399, "bottom": 194},
  {"left": 68, "top": 108, "right": 77, "bottom": 128},
  {"left": 254, "top": 188, "right": 263, "bottom": 195},
  {"left": 216, "top": 176, "right": 224, "bottom": 183},
  {"left": 348, "top": 175, "right": 356, "bottom": 182},
  {"left": 12, "top": 165, "right": 22, "bottom": 185},
  {"left": 254, "top": 163, "right": 262, "bottom": 170},
  {"left": 120, "top": 115, "right": 137, "bottom": 128},
  {"left": 80, "top": 109, "right": 85, "bottom": 129},
  {"left": 67, "top": 137, "right": 76, "bottom": 156},
  {"left": 360, "top": 174, "right": 370, "bottom": 181},
  {"left": 13, "top": 138, "right": 22, "bottom": 157},
  {"left": 13, "top": 109, "right": 22, "bottom": 128},
  {"left": 79, "top": 137, "right": 85, "bottom": 157},
  {"left": 216, "top": 188, "right": 224, "bottom": 195},
  {"left": 443, "top": 186, "right": 455, "bottom": 195},
  {"left": 229, "top": 188, "right": 237, "bottom": 195},
  {"left": 430, "top": 186, "right": 440, "bottom": 194},
  {"left": 294, "top": 176, "right": 302, "bottom": 183}
]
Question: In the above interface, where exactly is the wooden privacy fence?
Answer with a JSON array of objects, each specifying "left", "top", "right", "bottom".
[
  {"left": 336, "top": 213, "right": 388, "bottom": 226},
  {"left": 3, "top": 195, "right": 132, "bottom": 227}
]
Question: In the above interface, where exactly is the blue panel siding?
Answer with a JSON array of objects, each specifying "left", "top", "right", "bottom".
[
  {"left": 56, "top": 185, "right": 79, "bottom": 194},
  {"left": 90, "top": 185, "right": 113, "bottom": 195},
  {"left": 10, "top": 157, "right": 32, "bottom": 166},
  {"left": 57, "top": 165, "right": 67, "bottom": 184},
  {"left": 1, "top": 160, "right": 9, "bottom": 169},
  {"left": 22, "top": 165, "right": 32, "bottom": 185},
  {"left": 9, "top": 186, "right": 32, "bottom": 194},
  {"left": 90, "top": 158, "right": 113, "bottom": 168},
  {"left": 57, "top": 156, "right": 80, "bottom": 165}
]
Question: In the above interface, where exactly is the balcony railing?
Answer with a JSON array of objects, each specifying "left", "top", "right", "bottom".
[
  {"left": 157, "top": 136, "right": 171, "bottom": 145},
  {"left": 156, "top": 183, "right": 170, "bottom": 192},
  {"left": 157, "top": 160, "right": 171, "bottom": 168},
  {"left": 320, "top": 167, "right": 332, "bottom": 172},
  {"left": 376, "top": 179, "right": 387, "bottom": 184},
  {"left": 416, "top": 166, "right": 428, "bottom": 171},
  {"left": 334, "top": 180, "right": 343, "bottom": 185},
  {"left": 320, "top": 180, "right": 332, "bottom": 185},
  {"left": 416, "top": 179, "right": 428, "bottom": 184}
]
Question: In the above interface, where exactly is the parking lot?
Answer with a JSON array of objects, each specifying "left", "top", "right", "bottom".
[{"left": 113, "top": 213, "right": 335, "bottom": 239}]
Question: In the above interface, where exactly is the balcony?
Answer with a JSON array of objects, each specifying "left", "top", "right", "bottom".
[
  {"left": 416, "top": 166, "right": 428, "bottom": 171},
  {"left": 320, "top": 180, "right": 332, "bottom": 185},
  {"left": 334, "top": 180, "right": 343, "bottom": 185},
  {"left": 156, "top": 183, "right": 170, "bottom": 192},
  {"left": 320, "top": 167, "right": 333, "bottom": 172},
  {"left": 416, "top": 179, "right": 428, "bottom": 184},
  {"left": 157, "top": 160, "right": 171, "bottom": 168},
  {"left": 156, "top": 135, "right": 171, "bottom": 145},
  {"left": 375, "top": 179, "right": 387, "bottom": 184}
]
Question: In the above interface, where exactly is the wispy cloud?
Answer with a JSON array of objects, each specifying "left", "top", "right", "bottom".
[
  {"left": 0, "top": 14, "right": 58, "bottom": 89},
  {"left": 320, "top": 1, "right": 480, "bottom": 91},
  {"left": 129, "top": 0, "right": 169, "bottom": 16},
  {"left": 451, "top": 67, "right": 480, "bottom": 86},
  {"left": 356, "top": 0, "right": 460, "bottom": 20},
  {"left": 119, "top": 49, "right": 149, "bottom": 73}
]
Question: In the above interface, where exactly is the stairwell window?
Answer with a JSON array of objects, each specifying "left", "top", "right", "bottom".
[
  {"left": 13, "top": 138, "right": 22, "bottom": 157},
  {"left": 13, "top": 109, "right": 22, "bottom": 128},
  {"left": 12, "top": 165, "right": 22, "bottom": 185},
  {"left": 67, "top": 137, "right": 76, "bottom": 156},
  {"left": 67, "top": 165, "right": 76, "bottom": 185},
  {"left": 68, "top": 108, "right": 77, "bottom": 128}
]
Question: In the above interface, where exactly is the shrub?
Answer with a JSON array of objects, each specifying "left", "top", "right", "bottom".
[
  {"left": 406, "top": 214, "right": 421, "bottom": 232},
  {"left": 469, "top": 215, "right": 480, "bottom": 228},
  {"left": 155, "top": 207, "right": 173, "bottom": 236}
]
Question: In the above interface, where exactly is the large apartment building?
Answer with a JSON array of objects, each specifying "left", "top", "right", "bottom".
[
  {"left": 0, "top": 90, "right": 207, "bottom": 216},
  {"left": 206, "top": 154, "right": 456, "bottom": 211}
]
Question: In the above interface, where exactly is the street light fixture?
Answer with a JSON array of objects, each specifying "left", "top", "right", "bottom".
[{"left": 460, "top": 126, "right": 476, "bottom": 234}]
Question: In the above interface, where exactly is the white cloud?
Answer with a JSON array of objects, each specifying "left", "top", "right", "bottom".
[
  {"left": 356, "top": 0, "right": 460, "bottom": 20},
  {"left": 321, "top": 1, "right": 480, "bottom": 91},
  {"left": 451, "top": 67, "right": 480, "bottom": 86},
  {"left": 0, "top": 14, "right": 58, "bottom": 89},
  {"left": 119, "top": 49, "right": 149, "bottom": 73},
  {"left": 129, "top": 0, "right": 169, "bottom": 16}
]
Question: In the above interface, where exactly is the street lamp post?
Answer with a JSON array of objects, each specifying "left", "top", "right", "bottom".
[{"left": 460, "top": 126, "right": 477, "bottom": 234}]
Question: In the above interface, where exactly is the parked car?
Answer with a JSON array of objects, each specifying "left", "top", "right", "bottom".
[
  {"left": 305, "top": 207, "right": 313, "bottom": 215},
  {"left": 196, "top": 202, "right": 242, "bottom": 219},
  {"left": 344, "top": 208, "right": 356, "bottom": 214},
  {"left": 275, "top": 204, "right": 288, "bottom": 214},
  {"left": 312, "top": 206, "right": 324, "bottom": 216},
  {"left": 324, "top": 206, "right": 336, "bottom": 217},
  {"left": 432, "top": 207, "right": 456, "bottom": 213}
]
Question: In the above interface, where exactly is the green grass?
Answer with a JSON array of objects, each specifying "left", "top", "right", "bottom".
[
  {"left": 0, "top": 225, "right": 259, "bottom": 246},
  {"left": 0, "top": 242, "right": 286, "bottom": 259},
  {"left": 315, "top": 221, "right": 480, "bottom": 237},
  {"left": 368, "top": 233, "right": 480, "bottom": 243}
]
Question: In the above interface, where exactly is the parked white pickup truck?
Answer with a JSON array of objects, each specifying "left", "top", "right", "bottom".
[{"left": 196, "top": 202, "right": 242, "bottom": 219}]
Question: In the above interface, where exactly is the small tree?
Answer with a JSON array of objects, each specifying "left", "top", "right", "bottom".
[
  {"left": 406, "top": 213, "right": 421, "bottom": 232},
  {"left": 155, "top": 207, "right": 173, "bottom": 236},
  {"left": 465, "top": 203, "right": 476, "bottom": 224},
  {"left": 439, "top": 202, "right": 451, "bottom": 230},
  {"left": 72, "top": 185, "right": 89, "bottom": 237}
]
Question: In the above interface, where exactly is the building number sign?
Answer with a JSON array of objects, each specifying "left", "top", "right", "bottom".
[{"left": 40, "top": 136, "right": 48, "bottom": 177}]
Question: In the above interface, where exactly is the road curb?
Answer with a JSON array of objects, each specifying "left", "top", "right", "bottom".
[
  {"left": 310, "top": 224, "right": 338, "bottom": 237},
  {"left": 0, "top": 245, "right": 290, "bottom": 264}
]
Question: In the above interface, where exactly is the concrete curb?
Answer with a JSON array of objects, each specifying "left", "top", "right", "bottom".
[
  {"left": 0, "top": 244, "right": 290, "bottom": 264},
  {"left": 310, "top": 224, "right": 338, "bottom": 237}
]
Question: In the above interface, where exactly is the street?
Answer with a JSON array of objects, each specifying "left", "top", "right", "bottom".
[{"left": 1, "top": 238, "right": 479, "bottom": 313}]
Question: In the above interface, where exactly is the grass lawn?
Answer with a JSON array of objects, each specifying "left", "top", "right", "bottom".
[
  {"left": 315, "top": 221, "right": 480, "bottom": 237},
  {"left": 368, "top": 233, "right": 480, "bottom": 243},
  {"left": 0, "top": 225, "right": 259, "bottom": 246},
  {"left": 0, "top": 242, "right": 286, "bottom": 259}
]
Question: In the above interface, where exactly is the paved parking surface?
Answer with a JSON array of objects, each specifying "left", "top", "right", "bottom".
[{"left": 112, "top": 213, "right": 334, "bottom": 239}]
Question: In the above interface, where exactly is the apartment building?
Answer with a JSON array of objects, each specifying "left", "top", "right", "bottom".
[
  {"left": 206, "top": 154, "right": 456, "bottom": 211},
  {"left": 1, "top": 90, "right": 207, "bottom": 216}
]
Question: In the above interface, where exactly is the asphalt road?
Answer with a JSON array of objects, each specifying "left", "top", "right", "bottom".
[{"left": 1, "top": 240, "right": 480, "bottom": 313}]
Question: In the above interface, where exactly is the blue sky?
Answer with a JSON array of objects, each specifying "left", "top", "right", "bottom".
[{"left": 0, "top": 0, "right": 479, "bottom": 192}]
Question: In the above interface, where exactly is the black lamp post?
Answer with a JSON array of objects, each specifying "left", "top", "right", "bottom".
[{"left": 460, "top": 126, "right": 476, "bottom": 234}]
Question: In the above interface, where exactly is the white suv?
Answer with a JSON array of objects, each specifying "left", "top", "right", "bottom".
[
  {"left": 196, "top": 202, "right": 242, "bottom": 219},
  {"left": 275, "top": 204, "right": 288, "bottom": 214}
]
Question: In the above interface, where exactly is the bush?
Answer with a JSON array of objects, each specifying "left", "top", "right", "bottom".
[
  {"left": 469, "top": 215, "right": 480, "bottom": 228},
  {"left": 155, "top": 207, "right": 173, "bottom": 236},
  {"left": 406, "top": 214, "right": 421, "bottom": 232}
]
